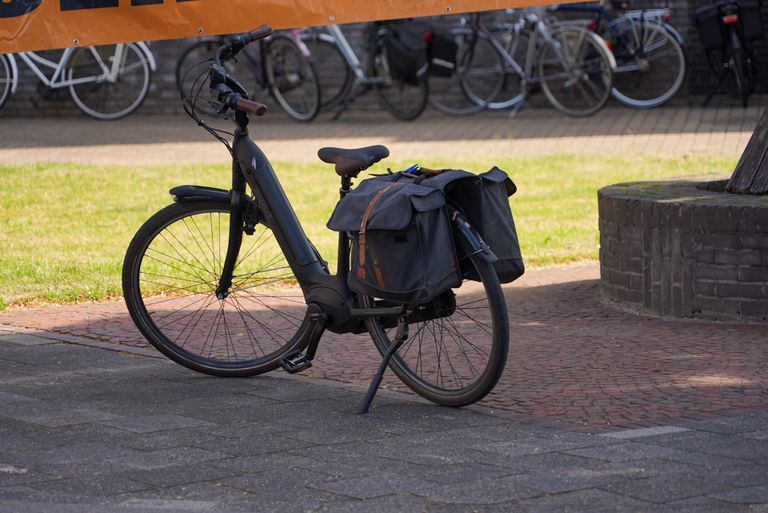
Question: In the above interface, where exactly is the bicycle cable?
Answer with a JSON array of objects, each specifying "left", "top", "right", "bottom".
[{"left": 180, "top": 57, "right": 236, "bottom": 155}]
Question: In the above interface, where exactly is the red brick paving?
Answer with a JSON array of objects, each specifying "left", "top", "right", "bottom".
[{"left": 2, "top": 263, "right": 767, "bottom": 430}]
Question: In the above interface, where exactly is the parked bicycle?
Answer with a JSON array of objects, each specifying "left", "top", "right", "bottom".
[
  {"left": 299, "top": 23, "right": 429, "bottom": 121},
  {"left": 176, "top": 31, "right": 320, "bottom": 122},
  {"left": 462, "top": 8, "right": 616, "bottom": 117},
  {"left": 0, "top": 43, "right": 154, "bottom": 120},
  {"left": 553, "top": 0, "right": 686, "bottom": 109},
  {"left": 693, "top": 0, "right": 762, "bottom": 107},
  {"left": 123, "top": 26, "right": 510, "bottom": 413}
]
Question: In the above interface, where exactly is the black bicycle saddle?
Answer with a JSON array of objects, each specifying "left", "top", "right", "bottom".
[{"left": 317, "top": 145, "right": 390, "bottom": 177}]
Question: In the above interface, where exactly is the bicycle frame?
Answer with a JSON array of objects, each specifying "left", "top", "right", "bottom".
[
  {"left": 311, "top": 25, "right": 387, "bottom": 85},
  {"left": 4, "top": 42, "right": 156, "bottom": 93}
]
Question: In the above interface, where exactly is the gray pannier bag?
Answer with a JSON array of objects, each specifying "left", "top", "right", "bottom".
[
  {"left": 327, "top": 177, "right": 462, "bottom": 304},
  {"left": 409, "top": 167, "right": 525, "bottom": 284}
]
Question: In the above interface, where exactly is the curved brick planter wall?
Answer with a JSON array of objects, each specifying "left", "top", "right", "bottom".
[{"left": 599, "top": 179, "right": 768, "bottom": 322}]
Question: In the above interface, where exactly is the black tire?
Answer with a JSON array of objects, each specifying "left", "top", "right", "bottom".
[
  {"left": 0, "top": 54, "right": 13, "bottom": 112},
  {"left": 360, "top": 252, "right": 509, "bottom": 407},
  {"left": 371, "top": 28, "right": 429, "bottom": 121},
  {"left": 301, "top": 33, "right": 354, "bottom": 110},
  {"left": 123, "top": 200, "right": 311, "bottom": 377},
  {"left": 429, "top": 30, "right": 505, "bottom": 115},
  {"left": 264, "top": 35, "right": 321, "bottom": 122},
  {"left": 607, "top": 20, "right": 686, "bottom": 109},
  {"left": 67, "top": 43, "right": 151, "bottom": 120}
]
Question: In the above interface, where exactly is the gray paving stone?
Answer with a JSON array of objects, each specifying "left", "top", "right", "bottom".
[
  {"left": 653, "top": 497, "right": 755, "bottom": 513},
  {"left": 314, "top": 494, "right": 430, "bottom": 513},
  {"left": 27, "top": 474, "right": 152, "bottom": 496},
  {"left": 99, "top": 414, "right": 214, "bottom": 434},
  {"left": 416, "top": 475, "right": 543, "bottom": 505},
  {"left": 118, "top": 499, "right": 220, "bottom": 511},
  {"left": 223, "top": 467, "right": 337, "bottom": 496},
  {"left": 113, "top": 447, "right": 230, "bottom": 470},
  {"left": 698, "top": 439, "right": 768, "bottom": 462},
  {"left": 601, "top": 426, "right": 691, "bottom": 440},
  {"left": 565, "top": 442, "right": 697, "bottom": 462},
  {"left": 10, "top": 407, "right": 122, "bottom": 428},
  {"left": 709, "top": 485, "right": 768, "bottom": 504},
  {"left": 742, "top": 430, "right": 768, "bottom": 441},
  {"left": 0, "top": 334, "right": 58, "bottom": 346},
  {"left": 509, "top": 489, "right": 668, "bottom": 513},
  {"left": 676, "top": 415, "right": 768, "bottom": 435},
  {"left": 502, "top": 467, "right": 633, "bottom": 494},
  {"left": 119, "top": 463, "right": 244, "bottom": 489},
  {"left": 599, "top": 474, "right": 734, "bottom": 503},
  {"left": 310, "top": 472, "right": 428, "bottom": 499},
  {"left": 477, "top": 431, "right": 616, "bottom": 457}
]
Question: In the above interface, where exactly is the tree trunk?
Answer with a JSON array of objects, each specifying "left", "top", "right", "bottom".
[{"left": 727, "top": 106, "right": 768, "bottom": 195}]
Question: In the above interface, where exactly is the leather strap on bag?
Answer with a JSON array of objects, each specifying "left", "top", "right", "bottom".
[{"left": 356, "top": 183, "right": 397, "bottom": 280}]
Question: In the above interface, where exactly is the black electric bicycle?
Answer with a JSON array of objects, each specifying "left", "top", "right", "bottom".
[{"left": 122, "top": 26, "right": 509, "bottom": 413}]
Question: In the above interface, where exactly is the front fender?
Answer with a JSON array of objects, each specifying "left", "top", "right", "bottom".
[{"left": 170, "top": 185, "right": 230, "bottom": 203}]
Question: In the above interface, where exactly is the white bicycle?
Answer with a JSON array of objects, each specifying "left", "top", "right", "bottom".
[{"left": 0, "top": 43, "right": 155, "bottom": 120}]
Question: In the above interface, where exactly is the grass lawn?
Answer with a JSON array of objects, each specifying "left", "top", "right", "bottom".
[{"left": 0, "top": 155, "right": 735, "bottom": 308}]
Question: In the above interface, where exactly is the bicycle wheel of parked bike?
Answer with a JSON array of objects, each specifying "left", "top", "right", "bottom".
[
  {"left": 123, "top": 200, "right": 311, "bottom": 377},
  {"left": 360, "top": 252, "right": 508, "bottom": 407},
  {"left": 176, "top": 39, "right": 262, "bottom": 118},
  {"left": 301, "top": 32, "right": 354, "bottom": 110},
  {"left": 0, "top": 54, "right": 12, "bottom": 112},
  {"left": 264, "top": 35, "right": 320, "bottom": 122},
  {"left": 538, "top": 27, "right": 613, "bottom": 117},
  {"left": 487, "top": 26, "right": 529, "bottom": 111},
  {"left": 430, "top": 30, "right": 505, "bottom": 115},
  {"left": 372, "top": 28, "right": 429, "bottom": 121},
  {"left": 607, "top": 19, "right": 686, "bottom": 109},
  {"left": 67, "top": 43, "right": 151, "bottom": 120}
]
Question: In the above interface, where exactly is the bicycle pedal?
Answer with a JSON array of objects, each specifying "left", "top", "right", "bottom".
[{"left": 280, "top": 353, "right": 312, "bottom": 374}]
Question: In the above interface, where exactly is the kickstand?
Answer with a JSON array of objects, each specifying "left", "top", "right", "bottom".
[
  {"left": 358, "top": 314, "right": 408, "bottom": 414},
  {"left": 331, "top": 82, "right": 367, "bottom": 121}
]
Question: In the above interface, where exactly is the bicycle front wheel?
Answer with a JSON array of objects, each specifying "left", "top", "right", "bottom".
[
  {"left": 607, "top": 20, "right": 686, "bottom": 109},
  {"left": 361, "top": 252, "right": 509, "bottom": 407},
  {"left": 301, "top": 32, "right": 354, "bottom": 110},
  {"left": 0, "top": 54, "right": 13, "bottom": 112},
  {"left": 122, "top": 200, "right": 311, "bottom": 377},
  {"left": 538, "top": 27, "right": 613, "bottom": 117},
  {"left": 68, "top": 43, "right": 151, "bottom": 120},
  {"left": 265, "top": 35, "right": 321, "bottom": 122}
]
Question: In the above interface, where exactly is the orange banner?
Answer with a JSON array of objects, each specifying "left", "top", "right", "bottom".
[{"left": 1, "top": 0, "right": 559, "bottom": 54}]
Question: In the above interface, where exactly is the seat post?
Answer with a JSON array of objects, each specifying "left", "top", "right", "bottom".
[{"left": 340, "top": 175, "right": 352, "bottom": 198}]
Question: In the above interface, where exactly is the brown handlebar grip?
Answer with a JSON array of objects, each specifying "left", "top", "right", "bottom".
[
  {"left": 247, "top": 24, "right": 273, "bottom": 42},
  {"left": 236, "top": 98, "right": 268, "bottom": 116}
]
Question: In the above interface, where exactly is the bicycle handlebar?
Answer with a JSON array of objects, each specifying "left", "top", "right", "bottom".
[{"left": 209, "top": 25, "right": 273, "bottom": 117}]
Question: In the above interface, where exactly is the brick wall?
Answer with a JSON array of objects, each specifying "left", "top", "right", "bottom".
[{"left": 599, "top": 179, "right": 768, "bottom": 322}]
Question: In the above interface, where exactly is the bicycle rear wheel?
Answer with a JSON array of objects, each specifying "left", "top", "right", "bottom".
[
  {"left": 429, "top": 30, "right": 505, "bottom": 115},
  {"left": 372, "top": 28, "right": 429, "bottom": 121},
  {"left": 123, "top": 200, "right": 311, "bottom": 377},
  {"left": 0, "top": 54, "right": 12, "bottom": 112},
  {"left": 539, "top": 27, "right": 613, "bottom": 117},
  {"left": 68, "top": 43, "right": 151, "bottom": 120},
  {"left": 607, "top": 19, "right": 686, "bottom": 108},
  {"left": 301, "top": 32, "right": 354, "bottom": 110},
  {"left": 265, "top": 35, "right": 321, "bottom": 122},
  {"left": 361, "top": 252, "right": 508, "bottom": 407}
]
